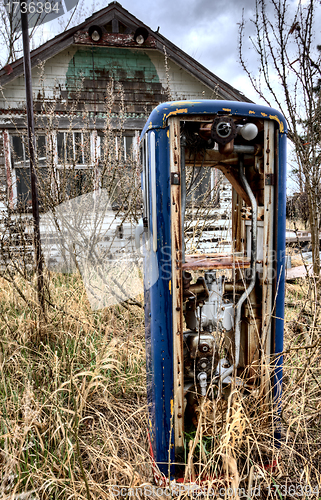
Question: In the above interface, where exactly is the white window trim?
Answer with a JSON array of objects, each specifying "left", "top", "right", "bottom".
[
  {"left": 4, "top": 130, "right": 17, "bottom": 209},
  {"left": 56, "top": 131, "right": 90, "bottom": 167},
  {"left": 7, "top": 129, "right": 142, "bottom": 208}
]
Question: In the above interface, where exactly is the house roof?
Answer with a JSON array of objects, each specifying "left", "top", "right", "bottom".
[{"left": 0, "top": 1, "right": 252, "bottom": 103}]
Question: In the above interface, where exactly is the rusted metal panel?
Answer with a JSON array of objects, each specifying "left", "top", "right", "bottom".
[
  {"left": 261, "top": 121, "right": 275, "bottom": 398},
  {"left": 169, "top": 116, "right": 184, "bottom": 454},
  {"left": 232, "top": 189, "right": 244, "bottom": 256},
  {"left": 182, "top": 254, "right": 250, "bottom": 270},
  {"left": 245, "top": 289, "right": 262, "bottom": 379}
]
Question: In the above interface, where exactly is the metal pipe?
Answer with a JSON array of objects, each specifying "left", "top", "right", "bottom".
[
  {"left": 224, "top": 283, "right": 246, "bottom": 293},
  {"left": 220, "top": 155, "right": 257, "bottom": 383},
  {"left": 181, "top": 135, "right": 187, "bottom": 263},
  {"left": 233, "top": 145, "right": 256, "bottom": 154}
]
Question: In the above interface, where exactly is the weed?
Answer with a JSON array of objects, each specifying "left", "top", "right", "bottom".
[{"left": 0, "top": 271, "right": 320, "bottom": 498}]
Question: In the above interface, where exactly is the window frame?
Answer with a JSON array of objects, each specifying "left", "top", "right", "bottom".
[
  {"left": 10, "top": 132, "right": 49, "bottom": 212},
  {"left": 8, "top": 129, "right": 141, "bottom": 210},
  {"left": 56, "top": 131, "right": 91, "bottom": 167}
]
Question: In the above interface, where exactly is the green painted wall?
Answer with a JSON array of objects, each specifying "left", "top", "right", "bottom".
[
  {"left": 65, "top": 47, "right": 164, "bottom": 115},
  {"left": 66, "top": 47, "right": 160, "bottom": 83}
]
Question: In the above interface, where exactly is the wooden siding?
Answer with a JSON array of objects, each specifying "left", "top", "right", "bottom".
[
  {"left": 0, "top": 43, "right": 219, "bottom": 189},
  {"left": 0, "top": 46, "right": 215, "bottom": 118}
]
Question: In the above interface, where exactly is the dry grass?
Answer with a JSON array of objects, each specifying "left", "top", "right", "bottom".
[
  {"left": 0, "top": 272, "right": 320, "bottom": 499},
  {"left": 0, "top": 273, "right": 151, "bottom": 499}
]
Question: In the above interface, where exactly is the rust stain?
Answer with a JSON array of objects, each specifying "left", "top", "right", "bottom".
[
  {"left": 173, "top": 152, "right": 179, "bottom": 169},
  {"left": 73, "top": 31, "right": 158, "bottom": 48},
  {"left": 247, "top": 319, "right": 260, "bottom": 373},
  {"left": 169, "top": 101, "right": 201, "bottom": 106},
  {"left": 169, "top": 116, "right": 184, "bottom": 452},
  {"left": 183, "top": 254, "right": 250, "bottom": 270},
  {"left": 166, "top": 108, "right": 188, "bottom": 123},
  {"left": 269, "top": 114, "right": 284, "bottom": 133},
  {"left": 172, "top": 196, "right": 181, "bottom": 249},
  {"left": 261, "top": 120, "right": 274, "bottom": 401},
  {"left": 3, "top": 64, "right": 13, "bottom": 75}
]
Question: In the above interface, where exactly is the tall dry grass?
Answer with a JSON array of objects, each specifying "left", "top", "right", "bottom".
[
  {"left": 0, "top": 271, "right": 320, "bottom": 499},
  {"left": 0, "top": 272, "right": 150, "bottom": 499}
]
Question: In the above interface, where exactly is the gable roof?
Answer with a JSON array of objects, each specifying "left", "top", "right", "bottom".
[{"left": 0, "top": 1, "right": 252, "bottom": 103}]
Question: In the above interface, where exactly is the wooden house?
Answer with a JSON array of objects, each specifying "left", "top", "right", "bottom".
[{"left": 0, "top": 1, "right": 250, "bottom": 212}]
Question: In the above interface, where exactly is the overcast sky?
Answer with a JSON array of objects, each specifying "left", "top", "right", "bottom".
[{"left": 107, "top": 0, "right": 260, "bottom": 102}]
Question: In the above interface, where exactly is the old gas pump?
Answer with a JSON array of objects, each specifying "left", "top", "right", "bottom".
[{"left": 138, "top": 100, "right": 286, "bottom": 483}]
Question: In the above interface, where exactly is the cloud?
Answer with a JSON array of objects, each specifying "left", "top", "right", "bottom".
[{"left": 114, "top": 0, "right": 259, "bottom": 99}]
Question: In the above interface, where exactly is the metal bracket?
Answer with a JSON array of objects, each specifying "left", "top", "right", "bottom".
[
  {"left": 171, "top": 172, "right": 180, "bottom": 185},
  {"left": 265, "top": 173, "right": 275, "bottom": 186}
]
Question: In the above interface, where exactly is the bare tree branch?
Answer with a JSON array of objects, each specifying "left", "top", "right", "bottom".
[{"left": 239, "top": 0, "right": 321, "bottom": 278}]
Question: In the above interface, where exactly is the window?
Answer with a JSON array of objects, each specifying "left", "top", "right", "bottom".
[
  {"left": 97, "top": 131, "right": 135, "bottom": 163},
  {"left": 123, "top": 135, "right": 134, "bottom": 161},
  {"left": 57, "top": 131, "right": 90, "bottom": 165},
  {"left": 11, "top": 134, "right": 48, "bottom": 211},
  {"left": 97, "top": 131, "right": 138, "bottom": 208},
  {"left": 9, "top": 130, "right": 140, "bottom": 210},
  {"left": 58, "top": 168, "right": 94, "bottom": 200},
  {"left": 56, "top": 131, "right": 93, "bottom": 200}
]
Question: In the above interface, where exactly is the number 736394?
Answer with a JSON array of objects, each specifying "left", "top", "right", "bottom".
[
  {"left": 5, "top": 2, "right": 60, "bottom": 14},
  {"left": 268, "top": 484, "right": 319, "bottom": 497}
]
